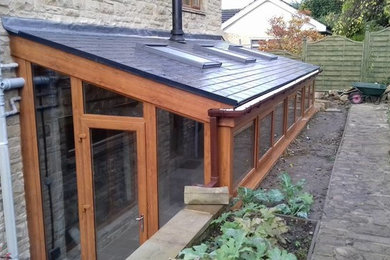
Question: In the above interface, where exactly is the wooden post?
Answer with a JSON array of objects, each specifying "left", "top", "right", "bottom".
[
  {"left": 16, "top": 58, "right": 47, "bottom": 259},
  {"left": 302, "top": 37, "right": 307, "bottom": 62},
  {"left": 218, "top": 126, "right": 233, "bottom": 193},
  {"left": 361, "top": 29, "right": 371, "bottom": 82},
  {"left": 144, "top": 103, "right": 159, "bottom": 237}
]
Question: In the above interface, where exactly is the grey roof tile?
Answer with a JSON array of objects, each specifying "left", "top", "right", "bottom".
[{"left": 2, "top": 16, "right": 319, "bottom": 107}]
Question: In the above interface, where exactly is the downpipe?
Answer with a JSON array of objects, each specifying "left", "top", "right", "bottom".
[{"left": 0, "top": 62, "right": 25, "bottom": 260}]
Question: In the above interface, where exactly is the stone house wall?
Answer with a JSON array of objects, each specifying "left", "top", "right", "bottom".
[{"left": 0, "top": 0, "right": 222, "bottom": 258}]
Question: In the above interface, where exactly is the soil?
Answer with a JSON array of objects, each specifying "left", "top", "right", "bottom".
[
  {"left": 259, "top": 100, "right": 348, "bottom": 221},
  {"left": 278, "top": 215, "right": 317, "bottom": 260}
]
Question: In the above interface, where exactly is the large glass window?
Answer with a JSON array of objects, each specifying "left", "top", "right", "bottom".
[
  {"left": 258, "top": 113, "right": 272, "bottom": 159},
  {"left": 273, "top": 101, "right": 284, "bottom": 144},
  {"left": 83, "top": 82, "right": 143, "bottom": 117},
  {"left": 233, "top": 122, "right": 255, "bottom": 187},
  {"left": 157, "top": 109, "right": 204, "bottom": 227},
  {"left": 287, "top": 95, "right": 296, "bottom": 129},
  {"left": 32, "top": 64, "right": 80, "bottom": 259},
  {"left": 90, "top": 129, "right": 139, "bottom": 259}
]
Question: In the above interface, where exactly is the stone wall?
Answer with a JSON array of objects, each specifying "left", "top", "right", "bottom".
[{"left": 0, "top": 0, "right": 221, "bottom": 258}]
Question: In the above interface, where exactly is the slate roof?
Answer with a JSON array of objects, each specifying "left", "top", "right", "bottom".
[
  {"left": 221, "top": 9, "right": 241, "bottom": 23},
  {"left": 2, "top": 17, "right": 319, "bottom": 107}
]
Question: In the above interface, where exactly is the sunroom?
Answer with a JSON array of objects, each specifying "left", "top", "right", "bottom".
[{"left": 3, "top": 14, "right": 318, "bottom": 260}]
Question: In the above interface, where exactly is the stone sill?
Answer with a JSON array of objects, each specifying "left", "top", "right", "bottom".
[
  {"left": 183, "top": 7, "right": 206, "bottom": 16},
  {"left": 127, "top": 204, "right": 224, "bottom": 260}
]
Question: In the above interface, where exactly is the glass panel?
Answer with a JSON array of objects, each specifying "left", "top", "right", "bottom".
[
  {"left": 305, "top": 85, "right": 310, "bottom": 111},
  {"left": 258, "top": 113, "right": 272, "bottom": 158},
  {"left": 192, "top": 0, "right": 201, "bottom": 8},
  {"left": 311, "top": 84, "right": 315, "bottom": 105},
  {"left": 91, "top": 129, "right": 139, "bottom": 259},
  {"left": 32, "top": 64, "right": 81, "bottom": 259},
  {"left": 274, "top": 101, "right": 284, "bottom": 144},
  {"left": 233, "top": 122, "right": 255, "bottom": 187},
  {"left": 296, "top": 89, "right": 302, "bottom": 119},
  {"left": 157, "top": 109, "right": 204, "bottom": 227},
  {"left": 287, "top": 95, "right": 295, "bottom": 129},
  {"left": 83, "top": 82, "right": 143, "bottom": 117}
]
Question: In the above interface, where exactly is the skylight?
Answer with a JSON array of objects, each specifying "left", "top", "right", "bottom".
[
  {"left": 137, "top": 43, "right": 222, "bottom": 69},
  {"left": 228, "top": 45, "right": 278, "bottom": 61},
  {"left": 197, "top": 45, "right": 256, "bottom": 64}
]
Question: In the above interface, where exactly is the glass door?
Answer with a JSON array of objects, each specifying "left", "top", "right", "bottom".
[{"left": 80, "top": 117, "right": 147, "bottom": 260}]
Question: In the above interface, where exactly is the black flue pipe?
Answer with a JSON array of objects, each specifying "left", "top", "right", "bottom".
[{"left": 170, "top": 0, "right": 185, "bottom": 42}]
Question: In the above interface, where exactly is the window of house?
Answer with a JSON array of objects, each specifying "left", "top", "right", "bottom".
[
  {"left": 183, "top": 0, "right": 201, "bottom": 10},
  {"left": 157, "top": 109, "right": 204, "bottom": 227},
  {"left": 287, "top": 95, "right": 296, "bottom": 129},
  {"left": 32, "top": 64, "right": 81, "bottom": 259},
  {"left": 258, "top": 113, "right": 272, "bottom": 159},
  {"left": 273, "top": 101, "right": 284, "bottom": 144},
  {"left": 233, "top": 122, "right": 255, "bottom": 187}
]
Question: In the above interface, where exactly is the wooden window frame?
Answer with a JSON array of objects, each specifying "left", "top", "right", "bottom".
[{"left": 183, "top": 0, "right": 201, "bottom": 10}]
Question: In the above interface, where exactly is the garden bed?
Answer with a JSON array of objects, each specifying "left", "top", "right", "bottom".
[
  {"left": 179, "top": 100, "right": 348, "bottom": 260},
  {"left": 260, "top": 100, "right": 348, "bottom": 220}
]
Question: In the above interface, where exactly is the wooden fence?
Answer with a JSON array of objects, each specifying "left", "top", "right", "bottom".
[
  {"left": 303, "top": 36, "right": 364, "bottom": 91},
  {"left": 273, "top": 28, "right": 390, "bottom": 91}
]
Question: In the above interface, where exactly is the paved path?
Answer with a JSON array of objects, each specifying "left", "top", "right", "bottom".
[{"left": 312, "top": 104, "right": 390, "bottom": 260}]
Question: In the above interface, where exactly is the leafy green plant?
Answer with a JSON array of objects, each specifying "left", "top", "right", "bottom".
[
  {"left": 236, "top": 187, "right": 284, "bottom": 206},
  {"left": 279, "top": 173, "right": 305, "bottom": 199},
  {"left": 267, "top": 247, "right": 297, "bottom": 260},
  {"left": 180, "top": 206, "right": 292, "bottom": 260},
  {"left": 276, "top": 173, "right": 314, "bottom": 218}
]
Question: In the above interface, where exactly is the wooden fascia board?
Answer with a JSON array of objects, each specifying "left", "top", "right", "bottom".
[
  {"left": 9, "top": 36, "right": 233, "bottom": 123},
  {"left": 217, "top": 78, "right": 314, "bottom": 129}
]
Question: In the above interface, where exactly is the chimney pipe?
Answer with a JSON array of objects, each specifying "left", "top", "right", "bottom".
[{"left": 170, "top": 0, "right": 185, "bottom": 42}]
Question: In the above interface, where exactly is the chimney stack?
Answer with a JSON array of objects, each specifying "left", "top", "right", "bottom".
[{"left": 170, "top": 0, "right": 185, "bottom": 42}]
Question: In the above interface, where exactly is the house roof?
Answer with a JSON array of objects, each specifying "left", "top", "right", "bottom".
[
  {"left": 222, "top": 0, "right": 327, "bottom": 33},
  {"left": 222, "top": 9, "right": 241, "bottom": 23},
  {"left": 3, "top": 16, "right": 319, "bottom": 107}
]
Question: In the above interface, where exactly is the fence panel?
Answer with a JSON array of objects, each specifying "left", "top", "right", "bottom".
[
  {"left": 304, "top": 36, "right": 364, "bottom": 91},
  {"left": 364, "top": 28, "right": 390, "bottom": 84}
]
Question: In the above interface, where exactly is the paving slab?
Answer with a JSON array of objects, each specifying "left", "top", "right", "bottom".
[
  {"left": 312, "top": 104, "right": 390, "bottom": 260},
  {"left": 127, "top": 205, "right": 224, "bottom": 260}
]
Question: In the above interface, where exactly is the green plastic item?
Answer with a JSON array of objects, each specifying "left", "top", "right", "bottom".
[{"left": 351, "top": 82, "right": 387, "bottom": 96}]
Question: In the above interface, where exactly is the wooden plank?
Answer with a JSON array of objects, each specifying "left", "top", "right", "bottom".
[
  {"left": 16, "top": 58, "right": 47, "bottom": 259},
  {"left": 9, "top": 36, "right": 232, "bottom": 123},
  {"left": 203, "top": 122, "right": 212, "bottom": 185},
  {"left": 218, "top": 127, "right": 233, "bottom": 193},
  {"left": 136, "top": 125, "right": 148, "bottom": 243},
  {"left": 143, "top": 103, "right": 159, "bottom": 237},
  {"left": 70, "top": 77, "right": 95, "bottom": 259}
]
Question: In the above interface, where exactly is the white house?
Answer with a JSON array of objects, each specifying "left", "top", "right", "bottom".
[{"left": 222, "top": 0, "right": 327, "bottom": 47}]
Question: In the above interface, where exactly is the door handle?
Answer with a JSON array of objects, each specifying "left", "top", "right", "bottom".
[{"left": 136, "top": 215, "right": 144, "bottom": 232}]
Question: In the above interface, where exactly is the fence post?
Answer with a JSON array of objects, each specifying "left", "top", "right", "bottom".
[
  {"left": 301, "top": 37, "right": 307, "bottom": 62},
  {"left": 361, "top": 29, "right": 371, "bottom": 82}
]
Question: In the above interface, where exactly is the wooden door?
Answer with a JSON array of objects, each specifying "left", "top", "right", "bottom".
[{"left": 79, "top": 115, "right": 147, "bottom": 259}]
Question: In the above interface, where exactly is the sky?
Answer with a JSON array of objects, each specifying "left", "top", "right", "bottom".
[{"left": 221, "top": 0, "right": 300, "bottom": 9}]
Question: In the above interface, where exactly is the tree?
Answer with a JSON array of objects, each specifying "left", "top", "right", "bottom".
[
  {"left": 334, "top": 0, "right": 390, "bottom": 40},
  {"left": 301, "top": 0, "right": 342, "bottom": 20},
  {"left": 259, "top": 13, "right": 324, "bottom": 55},
  {"left": 300, "top": 0, "right": 343, "bottom": 29}
]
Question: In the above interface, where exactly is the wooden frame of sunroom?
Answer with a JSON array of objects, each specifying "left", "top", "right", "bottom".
[{"left": 10, "top": 35, "right": 317, "bottom": 259}]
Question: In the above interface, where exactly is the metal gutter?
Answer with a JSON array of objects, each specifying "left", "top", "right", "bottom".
[
  {"left": 208, "top": 69, "right": 320, "bottom": 118},
  {"left": 0, "top": 63, "right": 25, "bottom": 260}
]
